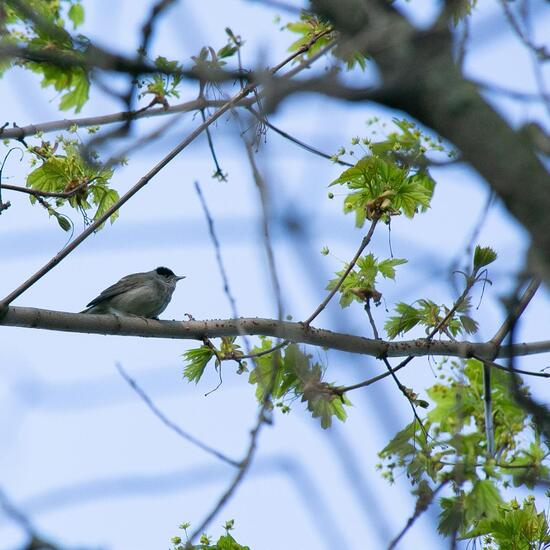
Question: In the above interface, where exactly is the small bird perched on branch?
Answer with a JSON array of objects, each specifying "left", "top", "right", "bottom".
[{"left": 81, "top": 267, "right": 185, "bottom": 318}]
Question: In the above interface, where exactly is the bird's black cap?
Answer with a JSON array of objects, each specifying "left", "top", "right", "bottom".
[{"left": 155, "top": 266, "right": 175, "bottom": 277}]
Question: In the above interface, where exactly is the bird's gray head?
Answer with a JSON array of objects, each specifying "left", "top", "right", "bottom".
[{"left": 154, "top": 266, "right": 185, "bottom": 285}]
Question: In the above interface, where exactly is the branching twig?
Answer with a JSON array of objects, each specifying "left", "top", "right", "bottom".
[
  {"left": 247, "top": 106, "right": 354, "bottom": 167},
  {"left": 490, "top": 278, "right": 541, "bottom": 348},
  {"left": 364, "top": 300, "right": 429, "bottom": 435},
  {"left": 244, "top": 139, "right": 284, "bottom": 320},
  {"left": 506, "top": 285, "right": 550, "bottom": 444},
  {"left": 194, "top": 182, "right": 239, "bottom": 318},
  {"left": 0, "top": 98, "right": 238, "bottom": 141},
  {"left": 304, "top": 216, "right": 379, "bottom": 325},
  {"left": 387, "top": 481, "right": 449, "bottom": 550},
  {"left": 0, "top": 181, "right": 88, "bottom": 199},
  {"left": 115, "top": 362, "right": 240, "bottom": 468},
  {"left": 338, "top": 356, "right": 550, "bottom": 395}
]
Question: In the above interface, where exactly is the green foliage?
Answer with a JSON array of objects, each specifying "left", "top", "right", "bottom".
[
  {"left": 138, "top": 56, "right": 184, "bottom": 105},
  {"left": 67, "top": 3, "right": 84, "bottom": 29},
  {"left": 25, "top": 136, "right": 118, "bottom": 228},
  {"left": 451, "top": 0, "right": 478, "bottom": 26},
  {"left": 473, "top": 245, "right": 497, "bottom": 274},
  {"left": 326, "top": 253, "right": 406, "bottom": 308},
  {"left": 378, "top": 359, "right": 550, "bottom": 538},
  {"left": 4, "top": 0, "right": 90, "bottom": 112},
  {"left": 461, "top": 496, "right": 550, "bottom": 549},
  {"left": 249, "top": 339, "right": 351, "bottom": 429},
  {"left": 384, "top": 296, "right": 478, "bottom": 339},
  {"left": 182, "top": 346, "right": 215, "bottom": 383},
  {"left": 171, "top": 520, "right": 251, "bottom": 550},
  {"left": 285, "top": 11, "right": 367, "bottom": 70},
  {"left": 329, "top": 120, "right": 442, "bottom": 226}
]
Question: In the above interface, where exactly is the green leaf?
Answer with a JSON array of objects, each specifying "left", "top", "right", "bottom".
[
  {"left": 27, "top": 157, "right": 68, "bottom": 194},
  {"left": 464, "top": 480, "right": 503, "bottom": 524},
  {"left": 380, "top": 421, "right": 418, "bottom": 457},
  {"left": 67, "top": 3, "right": 85, "bottom": 29},
  {"left": 55, "top": 212, "right": 72, "bottom": 231},
  {"left": 384, "top": 302, "right": 422, "bottom": 339},
  {"left": 58, "top": 68, "right": 89, "bottom": 112},
  {"left": 216, "top": 533, "right": 251, "bottom": 550},
  {"left": 378, "top": 258, "right": 407, "bottom": 279},
  {"left": 91, "top": 187, "right": 120, "bottom": 225},
  {"left": 438, "top": 496, "right": 466, "bottom": 536},
  {"left": 459, "top": 315, "right": 479, "bottom": 335},
  {"left": 217, "top": 44, "right": 238, "bottom": 59},
  {"left": 182, "top": 346, "right": 214, "bottom": 383},
  {"left": 473, "top": 245, "right": 497, "bottom": 273}
]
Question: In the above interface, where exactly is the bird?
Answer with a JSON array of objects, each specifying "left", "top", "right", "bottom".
[{"left": 81, "top": 267, "right": 185, "bottom": 318}]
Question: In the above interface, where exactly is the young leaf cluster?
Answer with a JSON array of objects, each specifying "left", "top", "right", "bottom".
[
  {"left": 329, "top": 120, "right": 440, "bottom": 226},
  {"left": 248, "top": 339, "right": 351, "bottom": 429},
  {"left": 384, "top": 296, "right": 478, "bottom": 339},
  {"left": 285, "top": 11, "right": 367, "bottom": 70},
  {"left": 138, "top": 56, "right": 184, "bottom": 107},
  {"left": 461, "top": 495, "right": 550, "bottom": 549},
  {"left": 182, "top": 337, "right": 244, "bottom": 383},
  {"left": 170, "top": 520, "right": 251, "bottom": 550},
  {"left": 378, "top": 359, "right": 550, "bottom": 539},
  {"left": 25, "top": 135, "right": 118, "bottom": 230},
  {"left": 326, "top": 253, "right": 406, "bottom": 308}
]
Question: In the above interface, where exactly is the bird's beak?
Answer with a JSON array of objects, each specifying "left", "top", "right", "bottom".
[{"left": 176, "top": 275, "right": 186, "bottom": 281}]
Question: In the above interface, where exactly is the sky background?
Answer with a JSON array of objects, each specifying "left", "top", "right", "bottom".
[{"left": 1, "top": 0, "right": 550, "bottom": 549}]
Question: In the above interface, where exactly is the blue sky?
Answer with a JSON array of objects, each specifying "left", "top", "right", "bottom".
[{"left": 1, "top": 1, "right": 550, "bottom": 549}]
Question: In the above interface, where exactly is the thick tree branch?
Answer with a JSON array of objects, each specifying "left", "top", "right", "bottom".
[
  {"left": 0, "top": 98, "right": 242, "bottom": 141},
  {"left": 3, "top": 306, "right": 550, "bottom": 361}
]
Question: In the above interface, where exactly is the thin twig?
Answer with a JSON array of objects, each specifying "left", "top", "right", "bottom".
[
  {"left": 194, "top": 182, "right": 239, "bottom": 318},
  {"left": 338, "top": 355, "right": 550, "bottom": 394},
  {"left": 365, "top": 300, "right": 429, "bottom": 435},
  {"left": 115, "top": 363, "right": 240, "bottom": 467},
  {"left": 247, "top": 106, "right": 354, "bottom": 167},
  {"left": 304, "top": 216, "right": 379, "bottom": 325},
  {"left": 244, "top": 140, "right": 284, "bottom": 320},
  {"left": 0, "top": 181, "right": 88, "bottom": 199},
  {"left": 498, "top": 0, "right": 549, "bottom": 60},
  {"left": 388, "top": 481, "right": 449, "bottom": 550},
  {"left": 0, "top": 98, "right": 238, "bottom": 141},
  {"left": 490, "top": 278, "right": 540, "bottom": 347}
]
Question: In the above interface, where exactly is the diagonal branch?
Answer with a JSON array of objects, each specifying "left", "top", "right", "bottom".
[
  {"left": 115, "top": 362, "right": 240, "bottom": 468},
  {"left": 0, "top": 32, "right": 332, "bottom": 313},
  {"left": 304, "top": 216, "right": 379, "bottom": 325},
  {"left": 490, "top": 278, "right": 541, "bottom": 347}
]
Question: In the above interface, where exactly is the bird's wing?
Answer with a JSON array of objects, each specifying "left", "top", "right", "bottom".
[{"left": 85, "top": 273, "right": 145, "bottom": 308}]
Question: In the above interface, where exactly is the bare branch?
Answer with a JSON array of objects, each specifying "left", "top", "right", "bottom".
[
  {"left": 194, "top": 182, "right": 239, "bottom": 318},
  {"left": 388, "top": 481, "right": 449, "bottom": 550},
  {"left": 304, "top": 216, "right": 379, "bottom": 325},
  {"left": 3, "top": 306, "right": 550, "bottom": 362},
  {"left": 247, "top": 106, "right": 354, "bottom": 167},
  {"left": 115, "top": 362, "right": 240, "bottom": 468},
  {"left": 0, "top": 98, "right": 238, "bottom": 141},
  {"left": 0, "top": 181, "right": 88, "bottom": 199},
  {"left": 490, "top": 278, "right": 541, "bottom": 347}
]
